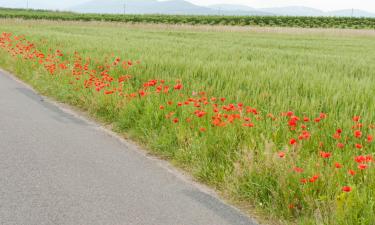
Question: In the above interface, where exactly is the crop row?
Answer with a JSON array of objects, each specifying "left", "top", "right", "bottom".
[{"left": 0, "top": 7, "right": 375, "bottom": 29}]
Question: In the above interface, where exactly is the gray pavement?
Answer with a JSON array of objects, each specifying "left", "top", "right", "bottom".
[{"left": 0, "top": 70, "right": 258, "bottom": 225}]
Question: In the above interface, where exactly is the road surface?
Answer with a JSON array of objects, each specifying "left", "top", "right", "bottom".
[{"left": 0, "top": 70, "right": 257, "bottom": 225}]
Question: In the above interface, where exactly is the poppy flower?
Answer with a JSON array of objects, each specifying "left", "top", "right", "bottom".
[
  {"left": 174, "top": 84, "right": 183, "bottom": 90},
  {"left": 355, "top": 143, "right": 363, "bottom": 149},
  {"left": 333, "top": 133, "right": 341, "bottom": 139},
  {"left": 319, "top": 113, "right": 327, "bottom": 119},
  {"left": 294, "top": 167, "right": 304, "bottom": 173},
  {"left": 348, "top": 169, "right": 356, "bottom": 176},
  {"left": 358, "top": 164, "right": 367, "bottom": 170},
  {"left": 290, "top": 139, "right": 297, "bottom": 145},
  {"left": 309, "top": 175, "right": 319, "bottom": 183},
  {"left": 172, "top": 118, "right": 179, "bottom": 123},
  {"left": 194, "top": 110, "right": 207, "bottom": 118},
  {"left": 243, "top": 123, "right": 254, "bottom": 127},
  {"left": 286, "top": 111, "right": 294, "bottom": 117},
  {"left": 320, "top": 151, "right": 331, "bottom": 159},
  {"left": 355, "top": 155, "right": 366, "bottom": 163},
  {"left": 342, "top": 186, "right": 352, "bottom": 192},
  {"left": 335, "top": 162, "right": 342, "bottom": 168},
  {"left": 104, "top": 90, "right": 115, "bottom": 95},
  {"left": 314, "top": 118, "right": 321, "bottom": 123},
  {"left": 278, "top": 152, "right": 286, "bottom": 158},
  {"left": 337, "top": 143, "right": 345, "bottom": 149},
  {"left": 353, "top": 116, "right": 361, "bottom": 122},
  {"left": 354, "top": 130, "right": 362, "bottom": 138},
  {"left": 368, "top": 135, "right": 373, "bottom": 143}
]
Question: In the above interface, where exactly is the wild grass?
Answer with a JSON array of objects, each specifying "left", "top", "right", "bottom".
[{"left": 0, "top": 19, "right": 375, "bottom": 225}]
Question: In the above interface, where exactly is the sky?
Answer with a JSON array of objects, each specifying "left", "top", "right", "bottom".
[
  {"left": 1, "top": 0, "right": 375, "bottom": 12},
  {"left": 187, "top": 0, "right": 375, "bottom": 12}
]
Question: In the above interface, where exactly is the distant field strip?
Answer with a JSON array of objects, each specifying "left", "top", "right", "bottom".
[
  {"left": 1, "top": 7, "right": 375, "bottom": 29},
  {"left": 0, "top": 20, "right": 375, "bottom": 225}
]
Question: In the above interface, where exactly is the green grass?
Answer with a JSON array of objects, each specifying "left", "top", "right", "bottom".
[
  {"left": 1, "top": 7, "right": 375, "bottom": 29},
  {"left": 1, "top": 20, "right": 375, "bottom": 225}
]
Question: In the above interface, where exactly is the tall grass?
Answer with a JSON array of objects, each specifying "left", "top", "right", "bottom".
[{"left": 1, "top": 20, "right": 375, "bottom": 225}]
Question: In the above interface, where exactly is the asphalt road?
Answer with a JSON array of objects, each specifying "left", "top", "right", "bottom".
[{"left": 0, "top": 71, "right": 257, "bottom": 225}]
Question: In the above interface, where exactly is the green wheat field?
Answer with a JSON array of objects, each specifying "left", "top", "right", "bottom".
[{"left": 1, "top": 19, "right": 375, "bottom": 225}]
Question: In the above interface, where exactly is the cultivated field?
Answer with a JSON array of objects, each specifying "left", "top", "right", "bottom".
[
  {"left": 1, "top": 19, "right": 375, "bottom": 225},
  {"left": 1, "top": 7, "right": 375, "bottom": 29}
]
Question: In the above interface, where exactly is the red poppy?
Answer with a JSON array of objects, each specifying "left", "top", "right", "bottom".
[
  {"left": 368, "top": 135, "right": 373, "bottom": 143},
  {"left": 286, "top": 111, "right": 294, "bottom": 117},
  {"left": 335, "top": 162, "right": 342, "bottom": 168},
  {"left": 309, "top": 175, "right": 319, "bottom": 183},
  {"left": 355, "top": 143, "right": 363, "bottom": 149},
  {"left": 337, "top": 143, "right": 345, "bottom": 149},
  {"left": 320, "top": 151, "right": 331, "bottom": 159},
  {"left": 194, "top": 110, "right": 207, "bottom": 118},
  {"left": 104, "top": 90, "right": 115, "bottom": 95},
  {"left": 333, "top": 133, "right": 341, "bottom": 139},
  {"left": 353, "top": 116, "right": 361, "bottom": 122},
  {"left": 355, "top": 155, "right": 366, "bottom": 163},
  {"left": 319, "top": 113, "right": 327, "bottom": 119},
  {"left": 354, "top": 130, "right": 362, "bottom": 138},
  {"left": 278, "top": 152, "right": 286, "bottom": 158},
  {"left": 294, "top": 167, "right": 304, "bottom": 173},
  {"left": 174, "top": 84, "right": 183, "bottom": 90},
  {"left": 243, "top": 123, "right": 254, "bottom": 128},
  {"left": 290, "top": 139, "right": 297, "bottom": 145},
  {"left": 342, "top": 186, "right": 352, "bottom": 192},
  {"left": 348, "top": 169, "right": 356, "bottom": 176},
  {"left": 358, "top": 164, "right": 367, "bottom": 170}
]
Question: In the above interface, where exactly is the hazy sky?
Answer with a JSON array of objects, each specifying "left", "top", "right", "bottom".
[
  {"left": 187, "top": 0, "right": 375, "bottom": 12},
  {"left": 1, "top": 0, "right": 375, "bottom": 12}
]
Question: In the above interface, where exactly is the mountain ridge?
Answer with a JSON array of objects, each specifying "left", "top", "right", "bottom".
[{"left": 69, "top": 0, "right": 375, "bottom": 17}]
